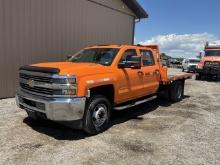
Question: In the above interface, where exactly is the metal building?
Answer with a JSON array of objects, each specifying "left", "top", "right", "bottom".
[{"left": 0, "top": 0, "right": 147, "bottom": 98}]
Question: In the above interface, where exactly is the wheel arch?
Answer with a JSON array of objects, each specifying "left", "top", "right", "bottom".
[{"left": 88, "top": 84, "right": 115, "bottom": 104}]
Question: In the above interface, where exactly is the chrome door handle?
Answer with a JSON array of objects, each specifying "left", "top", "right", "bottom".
[
  {"left": 154, "top": 69, "right": 160, "bottom": 74},
  {"left": 145, "top": 72, "right": 151, "bottom": 76}
]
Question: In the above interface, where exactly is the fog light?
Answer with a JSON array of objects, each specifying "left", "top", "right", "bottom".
[{"left": 35, "top": 102, "right": 46, "bottom": 111}]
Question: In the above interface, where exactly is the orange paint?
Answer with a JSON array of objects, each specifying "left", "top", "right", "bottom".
[{"left": 32, "top": 45, "right": 192, "bottom": 104}]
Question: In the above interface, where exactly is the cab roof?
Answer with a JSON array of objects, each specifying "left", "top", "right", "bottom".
[
  {"left": 205, "top": 46, "right": 220, "bottom": 50},
  {"left": 87, "top": 44, "right": 158, "bottom": 49},
  {"left": 205, "top": 42, "right": 220, "bottom": 50}
]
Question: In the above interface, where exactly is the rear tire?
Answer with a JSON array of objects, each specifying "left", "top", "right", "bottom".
[
  {"left": 83, "top": 95, "right": 111, "bottom": 135},
  {"left": 169, "top": 81, "right": 184, "bottom": 102}
]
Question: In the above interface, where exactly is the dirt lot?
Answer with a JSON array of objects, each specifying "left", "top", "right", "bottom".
[{"left": 0, "top": 69, "right": 219, "bottom": 165}]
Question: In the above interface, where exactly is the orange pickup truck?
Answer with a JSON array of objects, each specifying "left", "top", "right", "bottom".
[
  {"left": 16, "top": 45, "right": 192, "bottom": 134},
  {"left": 196, "top": 43, "right": 220, "bottom": 80}
]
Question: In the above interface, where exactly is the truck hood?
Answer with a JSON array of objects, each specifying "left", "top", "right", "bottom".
[{"left": 32, "top": 62, "right": 112, "bottom": 76}]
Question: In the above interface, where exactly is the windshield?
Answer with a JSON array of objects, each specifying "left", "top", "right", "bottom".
[
  {"left": 189, "top": 59, "right": 200, "bottom": 63},
  {"left": 68, "top": 48, "right": 119, "bottom": 66},
  {"left": 205, "top": 50, "right": 220, "bottom": 57}
]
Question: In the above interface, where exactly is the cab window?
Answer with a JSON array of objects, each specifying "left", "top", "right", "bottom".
[
  {"left": 140, "top": 50, "right": 155, "bottom": 66},
  {"left": 119, "top": 49, "right": 137, "bottom": 63},
  {"left": 68, "top": 48, "right": 119, "bottom": 66}
]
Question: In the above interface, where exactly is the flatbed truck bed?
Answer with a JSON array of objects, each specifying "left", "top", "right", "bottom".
[{"left": 162, "top": 73, "right": 192, "bottom": 84}]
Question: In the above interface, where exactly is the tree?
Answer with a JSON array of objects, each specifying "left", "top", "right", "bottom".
[{"left": 160, "top": 53, "right": 171, "bottom": 60}]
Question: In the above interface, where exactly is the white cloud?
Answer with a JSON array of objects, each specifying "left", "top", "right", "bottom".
[{"left": 139, "top": 33, "right": 220, "bottom": 58}]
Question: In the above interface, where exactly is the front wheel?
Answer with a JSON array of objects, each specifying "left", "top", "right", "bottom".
[{"left": 83, "top": 95, "right": 111, "bottom": 134}]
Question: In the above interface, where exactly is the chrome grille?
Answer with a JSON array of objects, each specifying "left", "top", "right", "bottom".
[
  {"left": 19, "top": 70, "right": 77, "bottom": 97},
  {"left": 205, "top": 61, "right": 220, "bottom": 68},
  {"left": 19, "top": 73, "right": 53, "bottom": 83},
  {"left": 20, "top": 83, "right": 53, "bottom": 95},
  {"left": 19, "top": 70, "right": 55, "bottom": 96}
]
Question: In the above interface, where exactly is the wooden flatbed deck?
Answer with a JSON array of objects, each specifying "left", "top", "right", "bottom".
[
  {"left": 168, "top": 73, "right": 192, "bottom": 81},
  {"left": 161, "top": 69, "right": 193, "bottom": 85}
]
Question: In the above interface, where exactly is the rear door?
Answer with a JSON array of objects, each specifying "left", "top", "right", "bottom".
[{"left": 139, "top": 49, "right": 160, "bottom": 95}]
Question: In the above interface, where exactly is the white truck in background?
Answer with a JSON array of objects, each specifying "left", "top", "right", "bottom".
[{"left": 182, "top": 58, "right": 200, "bottom": 73}]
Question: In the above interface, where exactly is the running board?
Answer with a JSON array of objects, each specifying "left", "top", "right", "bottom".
[{"left": 114, "top": 95, "right": 157, "bottom": 111}]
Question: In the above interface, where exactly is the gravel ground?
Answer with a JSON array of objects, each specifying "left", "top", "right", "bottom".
[{"left": 0, "top": 69, "right": 220, "bottom": 165}]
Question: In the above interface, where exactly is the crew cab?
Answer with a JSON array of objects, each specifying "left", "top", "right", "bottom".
[
  {"left": 16, "top": 45, "right": 192, "bottom": 134},
  {"left": 196, "top": 43, "right": 220, "bottom": 80}
]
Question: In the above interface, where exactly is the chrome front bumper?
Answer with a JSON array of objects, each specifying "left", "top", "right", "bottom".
[{"left": 16, "top": 89, "right": 86, "bottom": 121}]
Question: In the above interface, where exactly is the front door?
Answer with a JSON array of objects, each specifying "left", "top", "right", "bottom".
[{"left": 117, "top": 49, "right": 145, "bottom": 102}]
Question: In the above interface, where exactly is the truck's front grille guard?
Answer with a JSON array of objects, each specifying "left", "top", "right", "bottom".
[
  {"left": 205, "top": 61, "right": 220, "bottom": 68},
  {"left": 19, "top": 70, "right": 77, "bottom": 98}
]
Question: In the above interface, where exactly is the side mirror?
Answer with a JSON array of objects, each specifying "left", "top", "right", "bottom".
[
  {"left": 118, "top": 62, "right": 126, "bottom": 68},
  {"left": 118, "top": 56, "right": 141, "bottom": 69}
]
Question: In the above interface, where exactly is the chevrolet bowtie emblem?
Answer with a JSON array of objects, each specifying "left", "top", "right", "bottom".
[{"left": 27, "top": 79, "right": 35, "bottom": 88}]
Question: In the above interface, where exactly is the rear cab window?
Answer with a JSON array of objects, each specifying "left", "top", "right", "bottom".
[{"left": 140, "top": 49, "right": 155, "bottom": 66}]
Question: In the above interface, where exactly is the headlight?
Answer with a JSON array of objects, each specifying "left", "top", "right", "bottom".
[
  {"left": 53, "top": 77, "right": 76, "bottom": 84},
  {"left": 197, "top": 62, "right": 204, "bottom": 69},
  {"left": 52, "top": 76, "right": 77, "bottom": 96}
]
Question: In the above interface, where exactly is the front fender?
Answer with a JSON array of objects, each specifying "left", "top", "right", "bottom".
[{"left": 77, "top": 74, "right": 117, "bottom": 97}]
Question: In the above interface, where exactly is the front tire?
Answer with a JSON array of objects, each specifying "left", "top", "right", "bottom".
[{"left": 83, "top": 95, "right": 111, "bottom": 134}]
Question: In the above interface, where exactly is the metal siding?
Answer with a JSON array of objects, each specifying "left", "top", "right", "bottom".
[
  {"left": 0, "top": 0, "right": 134, "bottom": 98},
  {"left": 0, "top": 0, "right": 4, "bottom": 96},
  {"left": 90, "top": 0, "right": 135, "bottom": 16}
]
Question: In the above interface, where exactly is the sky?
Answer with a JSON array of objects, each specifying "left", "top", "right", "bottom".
[{"left": 135, "top": 0, "right": 220, "bottom": 58}]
